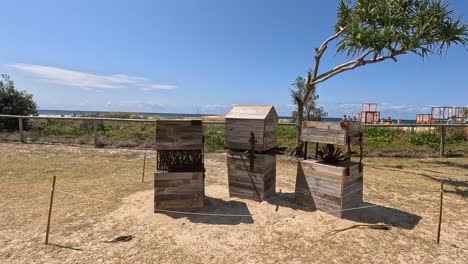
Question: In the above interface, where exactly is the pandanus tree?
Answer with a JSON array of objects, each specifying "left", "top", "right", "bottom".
[{"left": 291, "top": 0, "right": 467, "bottom": 156}]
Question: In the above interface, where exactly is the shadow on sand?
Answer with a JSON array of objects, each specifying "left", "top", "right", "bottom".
[
  {"left": 156, "top": 196, "right": 254, "bottom": 225},
  {"left": 343, "top": 202, "right": 422, "bottom": 229},
  {"left": 267, "top": 192, "right": 421, "bottom": 230}
]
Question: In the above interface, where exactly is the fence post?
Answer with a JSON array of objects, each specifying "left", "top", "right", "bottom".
[
  {"left": 436, "top": 180, "right": 444, "bottom": 244},
  {"left": 18, "top": 117, "right": 24, "bottom": 143},
  {"left": 439, "top": 126, "right": 446, "bottom": 157},
  {"left": 93, "top": 120, "right": 98, "bottom": 147},
  {"left": 45, "top": 176, "right": 56, "bottom": 245},
  {"left": 142, "top": 153, "right": 147, "bottom": 183}
]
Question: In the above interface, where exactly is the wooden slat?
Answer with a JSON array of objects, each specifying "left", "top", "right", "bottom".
[
  {"left": 154, "top": 172, "right": 202, "bottom": 180},
  {"left": 156, "top": 120, "right": 203, "bottom": 150},
  {"left": 301, "top": 121, "right": 363, "bottom": 145}
]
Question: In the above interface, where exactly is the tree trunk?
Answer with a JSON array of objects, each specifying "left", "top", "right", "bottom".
[{"left": 290, "top": 102, "right": 304, "bottom": 156}]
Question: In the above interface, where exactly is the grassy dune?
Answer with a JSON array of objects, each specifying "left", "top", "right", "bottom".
[{"left": 0, "top": 117, "right": 466, "bottom": 156}]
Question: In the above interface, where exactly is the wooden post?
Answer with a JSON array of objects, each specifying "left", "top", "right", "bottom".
[
  {"left": 439, "top": 126, "right": 446, "bottom": 157},
  {"left": 93, "top": 120, "right": 98, "bottom": 147},
  {"left": 45, "top": 176, "right": 56, "bottom": 245},
  {"left": 141, "top": 153, "right": 147, "bottom": 183},
  {"left": 18, "top": 117, "right": 24, "bottom": 143},
  {"left": 437, "top": 180, "right": 444, "bottom": 244}
]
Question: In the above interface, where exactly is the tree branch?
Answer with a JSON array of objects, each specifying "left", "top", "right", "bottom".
[
  {"left": 310, "top": 49, "right": 406, "bottom": 86},
  {"left": 315, "top": 50, "right": 374, "bottom": 82},
  {"left": 311, "top": 28, "right": 346, "bottom": 80},
  {"left": 304, "top": 28, "right": 346, "bottom": 106}
]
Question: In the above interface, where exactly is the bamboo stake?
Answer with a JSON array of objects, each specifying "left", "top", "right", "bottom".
[
  {"left": 437, "top": 180, "right": 444, "bottom": 244},
  {"left": 141, "top": 153, "right": 147, "bottom": 183},
  {"left": 45, "top": 176, "right": 56, "bottom": 245}
]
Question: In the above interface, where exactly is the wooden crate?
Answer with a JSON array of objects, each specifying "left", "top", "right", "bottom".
[
  {"left": 225, "top": 105, "right": 278, "bottom": 151},
  {"left": 294, "top": 159, "right": 363, "bottom": 218},
  {"left": 156, "top": 120, "right": 203, "bottom": 150},
  {"left": 300, "top": 121, "right": 362, "bottom": 145},
  {"left": 227, "top": 150, "right": 276, "bottom": 201},
  {"left": 154, "top": 171, "right": 204, "bottom": 211}
]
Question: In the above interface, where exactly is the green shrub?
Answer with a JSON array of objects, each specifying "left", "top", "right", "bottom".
[
  {"left": 364, "top": 128, "right": 403, "bottom": 143},
  {"left": 204, "top": 124, "right": 225, "bottom": 151},
  {"left": 0, "top": 75, "right": 38, "bottom": 130}
]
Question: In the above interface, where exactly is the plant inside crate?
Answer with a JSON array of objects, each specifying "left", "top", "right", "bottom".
[{"left": 316, "top": 144, "right": 352, "bottom": 164}]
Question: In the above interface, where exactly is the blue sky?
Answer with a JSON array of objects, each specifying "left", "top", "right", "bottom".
[{"left": 0, "top": 0, "right": 467, "bottom": 118}]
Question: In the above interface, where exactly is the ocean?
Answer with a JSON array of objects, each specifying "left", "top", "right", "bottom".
[{"left": 37, "top": 109, "right": 416, "bottom": 124}]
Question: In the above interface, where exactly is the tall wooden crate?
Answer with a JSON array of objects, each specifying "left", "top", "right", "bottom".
[
  {"left": 295, "top": 121, "right": 364, "bottom": 218},
  {"left": 295, "top": 160, "right": 363, "bottom": 218},
  {"left": 154, "top": 120, "right": 205, "bottom": 212},
  {"left": 225, "top": 105, "right": 278, "bottom": 201},
  {"left": 227, "top": 150, "right": 276, "bottom": 201}
]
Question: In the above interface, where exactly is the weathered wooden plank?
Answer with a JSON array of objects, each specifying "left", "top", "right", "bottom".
[
  {"left": 301, "top": 121, "right": 363, "bottom": 145},
  {"left": 156, "top": 120, "right": 203, "bottom": 150},
  {"left": 154, "top": 179, "right": 203, "bottom": 187},
  {"left": 154, "top": 172, "right": 202, "bottom": 180}
]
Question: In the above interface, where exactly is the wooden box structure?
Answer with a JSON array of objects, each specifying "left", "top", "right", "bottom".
[
  {"left": 154, "top": 120, "right": 205, "bottom": 212},
  {"left": 227, "top": 150, "right": 276, "bottom": 201},
  {"left": 361, "top": 111, "right": 380, "bottom": 124},
  {"left": 301, "top": 121, "right": 363, "bottom": 146},
  {"left": 360, "top": 103, "right": 380, "bottom": 124},
  {"left": 432, "top": 106, "right": 455, "bottom": 123},
  {"left": 295, "top": 160, "right": 363, "bottom": 218},
  {"left": 295, "top": 121, "right": 364, "bottom": 218},
  {"left": 225, "top": 105, "right": 278, "bottom": 201},
  {"left": 225, "top": 105, "right": 278, "bottom": 151},
  {"left": 416, "top": 114, "right": 434, "bottom": 124}
]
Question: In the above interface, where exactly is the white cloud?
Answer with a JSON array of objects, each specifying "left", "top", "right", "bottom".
[
  {"left": 118, "top": 100, "right": 166, "bottom": 111},
  {"left": 143, "top": 84, "right": 177, "bottom": 90},
  {"left": 9, "top": 63, "right": 177, "bottom": 91}
]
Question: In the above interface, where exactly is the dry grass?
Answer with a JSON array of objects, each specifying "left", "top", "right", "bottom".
[{"left": 0, "top": 143, "right": 466, "bottom": 263}]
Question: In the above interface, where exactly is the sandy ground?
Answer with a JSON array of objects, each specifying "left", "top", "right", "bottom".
[{"left": 0, "top": 143, "right": 467, "bottom": 263}]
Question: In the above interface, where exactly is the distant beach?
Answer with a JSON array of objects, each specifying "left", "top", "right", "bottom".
[{"left": 37, "top": 109, "right": 416, "bottom": 124}]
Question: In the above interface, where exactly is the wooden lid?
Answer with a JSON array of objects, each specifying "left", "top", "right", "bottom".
[{"left": 225, "top": 105, "right": 277, "bottom": 120}]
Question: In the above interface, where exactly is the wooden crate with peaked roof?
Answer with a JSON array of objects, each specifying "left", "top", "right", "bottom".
[{"left": 225, "top": 105, "right": 278, "bottom": 152}]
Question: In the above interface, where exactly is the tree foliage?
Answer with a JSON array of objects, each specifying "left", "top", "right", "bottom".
[
  {"left": 0, "top": 74, "right": 37, "bottom": 129},
  {"left": 290, "top": 76, "right": 327, "bottom": 122},
  {"left": 290, "top": 0, "right": 467, "bottom": 156}
]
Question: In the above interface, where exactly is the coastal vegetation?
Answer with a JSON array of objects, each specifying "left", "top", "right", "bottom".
[
  {"left": 0, "top": 74, "right": 37, "bottom": 129},
  {"left": 0, "top": 117, "right": 466, "bottom": 156}
]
